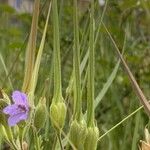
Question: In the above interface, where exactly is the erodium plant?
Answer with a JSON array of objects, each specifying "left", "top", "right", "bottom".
[
  {"left": 84, "top": 1, "right": 99, "bottom": 150},
  {"left": 49, "top": 0, "right": 67, "bottom": 136},
  {"left": 68, "top": 0, "right": 87, "bottom": 149},
  {"left": 0, "top": 0, "right": 149, "bottom": 150}
]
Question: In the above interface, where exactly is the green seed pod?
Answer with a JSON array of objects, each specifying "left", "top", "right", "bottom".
[
  {"left": 84, "top": 126, "right": 99, "bottom": 150},
  {"left": 69, "top": 119, "right": 87, "bottom": 150},
  {"left": 50, "top": 101, "right": 66, "bottom": 130},
  {"left": 34, "top": 97, "right": 47, "bottom": 130}
]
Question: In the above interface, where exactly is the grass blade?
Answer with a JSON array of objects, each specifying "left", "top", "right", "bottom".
[
  {"left": 0, "top": 52, "right": 13, "bottom": 90},
  {"left": 29, "top": 1, "right": 51, "bottom": 101},
  {"left": 94, "top": 59, "right": 120, "bottom": 108},
  {"left": 22, "top": 0, "right": 40, "bottom": 93}
]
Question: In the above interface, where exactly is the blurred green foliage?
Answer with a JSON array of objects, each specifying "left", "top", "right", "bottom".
[{"left": 0, "top": 0, "right": 150, "bottom": 149}]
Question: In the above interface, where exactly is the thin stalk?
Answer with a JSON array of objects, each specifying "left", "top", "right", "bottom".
[
  {"left": 73, "top": 0, "right": 82, "bottom": 121},
  {"left": 94, "top": 0, "right": 108, "bottom": 45},
  {"left": 98, "top": 106, "right": 143, "bottom": 141},
  {"left": 87, "top": 0, "right": 95, "bottom": 127},
  {"left": 19, "top": 128, "right": 23, "bottom": 150},
  {"left": 0, "top": 52, "right": 13, "bottom": 90},
  {"left": 52, "top": 134, "right": 57, "bottom": 150},
  {"left": 52, "top": 0, "right": 62, "bottom": 102},
  {"left": 33, "top": 129, "right": 41, "bottom": 150},
  {"left": 131, "top": 111, "right": 141, "bottom": 150},
  {"left": 57, "top": 132, "right": 64, "bottom": 150}
]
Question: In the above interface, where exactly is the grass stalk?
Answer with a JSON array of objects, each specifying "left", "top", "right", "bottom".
[
  {"left": 73, "top": 0, "right": 82, "bottom": 121},
  {"left": 87, "top": 0, "right": 95, "bottom": 127},
  {"left": 52, "top": 0, "right": 63, "bottom": 101},
  {"left": 98, "top": 106, "right": 143, "bottom": 141}
]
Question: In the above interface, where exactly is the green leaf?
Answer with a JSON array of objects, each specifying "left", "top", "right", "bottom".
[{"left": 94, "top": 59, "right": 120, "bottom": 109}]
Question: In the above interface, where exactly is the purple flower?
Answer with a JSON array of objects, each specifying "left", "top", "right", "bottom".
[{"left": 3, "top": 91, "right": 29, "bottom": 126}]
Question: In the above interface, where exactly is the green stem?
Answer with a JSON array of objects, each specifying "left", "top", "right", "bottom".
[
  {"left": 53, "top": 0, "right": 62, "bottom": 102},
  {"left": 87, "top": 0, "right": 95, "bottom": 127},
  {"left": 19, "top": 128, "right": 23, "bottom": 150},
  {"left": 53, "top": 134, "right": 57, "bottom": 150},
  {"left": 98, "top": 106, "right": 143, "bottom": 141},
  {"left": 73, "top": 0, "right": 82, "bottom": 121},
  {"left": 5, "top": 126, "right": 18, "bottom": 150},
  {"left": 33, "top": 128, "right": 41, "bottom": 150},
  {"left": 57, "top": 132, "right": 64, "bottom": 150}
]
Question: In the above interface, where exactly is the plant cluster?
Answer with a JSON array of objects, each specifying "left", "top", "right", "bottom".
[{"left": 0, "top": 0, "right": 150, "bottom": 149}]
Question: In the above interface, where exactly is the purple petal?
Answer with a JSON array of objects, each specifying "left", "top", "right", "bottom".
[
  {"left": 12, "top": 91, "right": 28, "bottom": 105},
  {"left": 19, "top": 112, "right": 28, "bottom": 120},
  {"left": 8, "top": 113, "right": 28, "bottom": 126},
  {"left": 3, "top": 104, "right": 19, "bottom": 115}
]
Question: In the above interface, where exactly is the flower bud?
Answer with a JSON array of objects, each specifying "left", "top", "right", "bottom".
[
  {"left": 84, "top": 126, "right": 99, "bottom": 150},
  {"left": 69, "top": 120, "right": 87, "bottom": 150},
  {"left": 139, "top": 128, "right": 150, "bottom": 150},
  {"left": 66, "top": 79, "right": 73, "bottom": 97},
  {"left": 144, "top": 128, "right": 150, "bottom": 144},
  {"left": 50, "top": 101, "right": 66, "bottom": 130},
  {"left": 22, "top": 141, "right": 28, "bottom": 150},
  {"left": 34, "top": 97, "right": 47, "bottom": 130},
  {"left": 0, "top": 89, "right": 10, "bottom": 104}
]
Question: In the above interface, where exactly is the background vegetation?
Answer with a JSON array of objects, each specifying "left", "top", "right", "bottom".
[{"left": 0, "top": 0, "right": 150, "bottom": 149}]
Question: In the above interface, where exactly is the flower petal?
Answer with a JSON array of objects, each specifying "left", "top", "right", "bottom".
[
  {"left": 8, "top": 113, "right": 28, "bottom": 126},
  {"left": 3, "top": 104, "right": 19, "bottom": 115},
  {"left": 12, "top": 91, "right": 28, "bottom": 104},
  {"left": 19, "top": 112, "right": 28, "bottom": 120}
]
